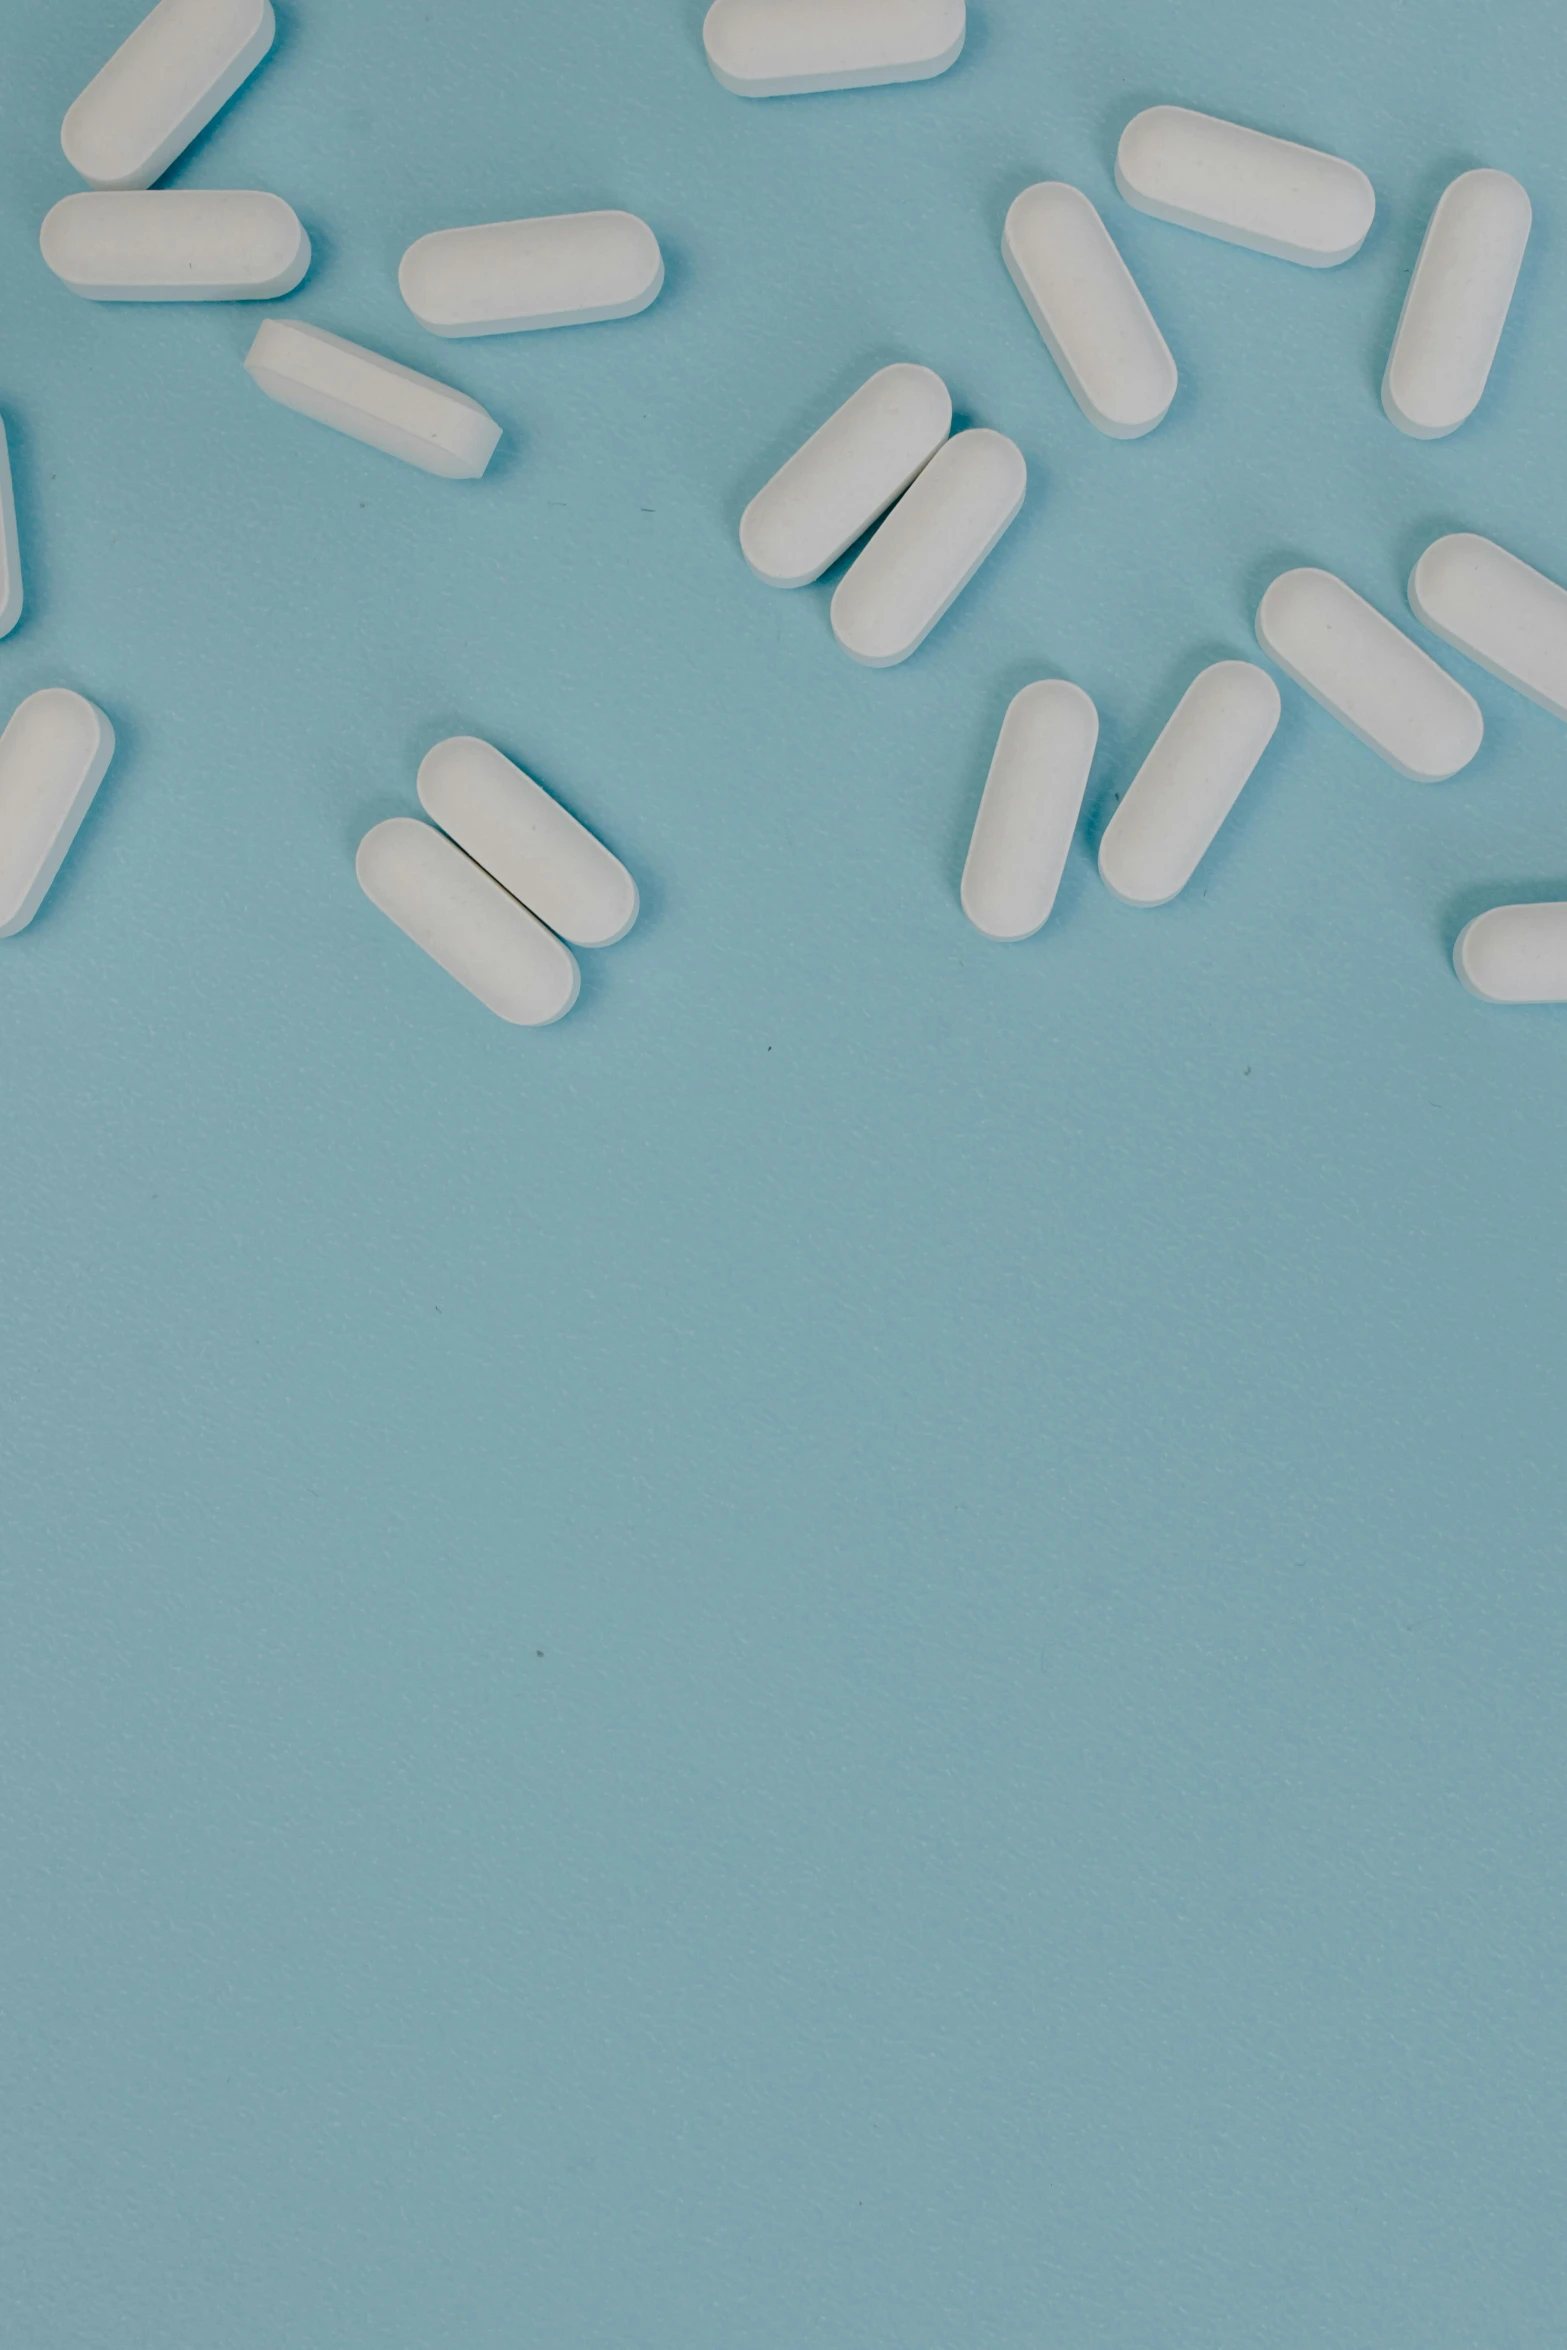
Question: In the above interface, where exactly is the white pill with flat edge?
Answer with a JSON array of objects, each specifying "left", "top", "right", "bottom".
[
  {"left": 1410, "top": 534, "right": 1567, "bottom": 723},
  {"left": 417, "top": 737, "right": 638, "bottom": 948},
  {"left": 0, "top": 691, "right": 116, "bottom": 937},
  {"left": 244, "top": 321, "right": 501, "bottom": 479},
  {"left": 1115, "top": 105, "right": 1375, "bottom": 267},
  {"left": 1257, "top": 568, "right": 1483, "bottom": 781},
  {"left": 0, "top": 422, "right": 21, "bottom": 641},
  {"left": 356, "top": 819, "right": 579, "bottom": 1025},
  {"left": 740, "top": 364, "right": 951, "bottom": 588},
  {"left": 1383, "top": 171, "right": 1531, "bottom": 439},
  {"left": 62, "top": 0, "right": 275, "bottom": 192},
  {"left": 704, "top": 0, "right": 964, "bottom": 95},
  {"left": 399, "top": 212, "right": 663, "bottom": 338},
  {"left": 1002, "top": 183, "right": 1176, "bottom": 439},
  {"left": 1455, "top": 903, "right": 1567, "bottom": 1002},
  {"left": 41, "top": 190, "right": 309, "bottom": 301},
  {"left": 1097, "top": 662, "right": 1279, "bottom": 908},
  {"left": 961, "top": 682, "right": 1099, "bottom": 940},
  {"left": 831, "top": 429, "right": 1026, "bottom": 668}
]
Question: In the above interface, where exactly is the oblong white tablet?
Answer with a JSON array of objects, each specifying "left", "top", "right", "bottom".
[
  {"left": 830, "top": 428, "right": 1025, "bottom": 668},
  {"left": 399, "top": 212, "right": 663, "bottom": 338},
  {"left": 41, "top": 190, "right": 309, "bottom": 301},
  {"left": 1115, "top": 105, "right": 1375, "bottom": 267},
  {"left": 961, "top": 681, "right": 1099, "bottom": 939},
  {"left": 1002, "top": 182, "right": 1176, "bottom": 439},
  {"left": 0, "top": 421, "right": 21, "bottom": 641},
  {"left": 1256, "top": 568, "right": 1483, "bottom": 781},
  {"left": 62, "top": 0, "right": 276, "bottom": 192},
  {"left": 1382, "top": 171, "right": 1531, "bottom": 439},
  {"left": 244, "top": 321, "right": 501, "bottom": 479},
  {"left": 1410, "top": 534, "right": 1567, "bottom": 722},
  {"left": 1097, "top": 662, "right": 1279, "bottom": 908},
  {"left": 417, "top": 737, "right": 638, "bottom": 948},
  {"left": 703, "top": 0, "right": 964, "bottom": 95},
  {"left": 0, "top": 690, "right": 116, "bottom": 937},
  {"left": 740, "top": 364, "right": 951, "bottom": 589},
  {"left": 1455, "top": 903, "right": 1567, "bottom": 1003},
  {"left": 356, "top": 818, "right": 579, "bottom": 1025}
]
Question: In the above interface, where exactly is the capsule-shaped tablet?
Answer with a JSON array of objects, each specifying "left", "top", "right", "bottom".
[
  {"left": 1454, "top": 902, "right": 1567, "bottom": 1003},
  {"left": 244, "top": 321, "right": 501, "bottom": 480},
  {"left": 961, "top": 682, "right": 1099, "bottom": 939},
  {"left": 1115, "top": 105, "right": 1375, "bottom": 267},
  {"left": 740, "top": 364, "right": 951, "bottom": 589},
  {"left": 1382, "top": 171, "right": 1531, "bottom": 439},
  {"left": 1256, "top": 568, "right": 1483, "bottom": 781},
  {"left": 417, "top": 737, "right": 638, "bottom": 948},
  {"left": 41, "top": 190, "right": 309, "bottom": 301},
  {"left": 356, "top": 819, "right": 579, "bottom": 1025},
  {"left": 399, "top": 212, "right": 663, "bottom": 339},
  {"left": 1409, "top": 534, "right": 1567, "bottom": 723},
  {"left": 1097, "top": 662, "right": 1279, "bottom": 908},
  {"left": 1002, "top": 183, "right": 1176, "bottom": 439},
  {"left": 703, "top": 0, "right": 964, "bottom": 95},
  {"left": 830, "top": 429, "right": 1025, "bottom": 668},
  {"left": 0, "top": 421, "right": 21, "bottom": 641},
  {"left": 0, "top": 690, "right": 116, "bottom": 937},
  {"left": 62, "top": 0, "right": 275, "bottom": 193}
]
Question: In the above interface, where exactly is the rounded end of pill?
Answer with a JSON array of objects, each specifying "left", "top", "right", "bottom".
[
  {"left": 1452, "top": 918, "right": 1491, "bottom": 997},
  {"left": 1382, "top": 367, "right": 1465, "bottom": 440}
]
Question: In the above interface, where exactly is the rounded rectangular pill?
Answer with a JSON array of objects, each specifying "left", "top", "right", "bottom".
[
  {"left": 1383, "top": 171, "right": 1531, "bottom": 439},
  {"left": 62, "top": 0, "right": 276, "bottom": 192},
  {"left": 740, "top": 364, "right": 951, "bottom": 588},
  {"left": 244, "top": 321, "right": 501, "bottom": 479},
  {"left": 1410, "top": 534, "right": 1567, "bottom": 722},
  {"left": 0, "top": 421, "right": 21, "bottom": 641},
  {"left": 41, "top": 190, "right": 309, "bottom": 301},
  {"left": 356, "top": 818, "right": 579, "bottom": 1025},
  {"left": 1455, "top": 902, "right": 1567, "bottom": 1002},
  {"left": 399, "top": 212, "right": 662, "bottom": 338},
  {"left": 1256, "top": 568, "right": 1483, "bottom": 781},
  {"left": 830, "top": 428, "right": 1026, "bottom": 668},
  {"left": 1097, "top": 661, "right": 1279, "bottom": 908},
  {"left": 0, "top": 690, "right": 116, "bottom": 937},
  {"left": 703, "top": 0, "right": 964, "bottom": 95},
  {"left": 417, "top": 737, "right": 638, "bottom": 948},
  {"left": 1002, "top": 182, "right": 1176, "bottom": 438},
  {"left": 961, "top": 681, "right": 1099, "bottom": 939},
  {"left": 1115, "top": 106, "right": 1374, "bottom": 267}
]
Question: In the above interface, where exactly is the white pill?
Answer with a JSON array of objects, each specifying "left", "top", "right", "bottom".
[
  {"left": 244, "top": 321, "right": 501, "bottom": 480},
  {"left": 41, "top": 190, "right": 308, "bottom": 301},
  {"left": 1115, "top": 105, "right": 1375, "bottom": 267},
  {"left": 1382, "top": 171, "right": 1531, "bottom": 439},
  {"left": 1001, "top": 182, "right": 1176, "bottom": 440},
  {"left": 1256, "top": 568, "right": 1483, "bottom": 781},
  {"left": 1410, "top": 534, "right": 1567, "bottom": 724},
  {"left": 0, "top": 421, "right": 21, "bottom": 641},
  {"left": 703, "top": 0, "right": 964, "bottom": 95},
  {"left": 0, "top": 690, "right": 116, "bottom": 937},
  {"left": 1097, "top": 662, "right": 1279, "bottom": 908},
  {"left": 830, "top": 428, "right": 1025, "bottom": 668},
  {"left": 356, "top": 818, "right": 579, "bottom": 1025},
  {"left": 961, "top": 681, "right": 1099, "bottom": 940},
  {"left": 399, "top": 212, "right": 663, "bottom": 339},
  {"left": 62, "top": 0, "right": 275, "bottom": 192},
  {"left": 740, "top": 364, "right": 951, "bottom": 589},
  {"left": 417, "top": 737, "right": 638, "bottom": 948},
  {"left": 1454, "top": 902, "right": 1567, "bottom": 1003}
]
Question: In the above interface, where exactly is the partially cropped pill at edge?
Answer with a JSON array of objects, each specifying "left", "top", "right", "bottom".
[
  {"left": 740, "top": 364, "right": 952, "bottom": 588},
  {"left": 830, "top": 428, "right": 1026, "bottom": 668},
  {"left": 0, "top": 690, "right": 116, "bottom": 937},
  {"left": 1256, "top": 567, "right": 1483, "bottom": 780},
  {"left": 962, "top": 681, "right": 1099, "bottom": 939},
  {"left": 703, "top": 0, "right": 965, "bottom": 96},
  {"left": 1409, "top": 534, "right": 1567, "bottom": 722},
  {"left": 399, "top": 212, "right": 663, "bottom": 338},
  {"left": 1002, "top": 181, "right": 1176, "bottom": 438},
  {"left": 41, "top": 191, "right": 309, "bottom": 301},
  {"left": 417, "top": 737, "right": 638, "bottom": 948},
  {"left": 1455, "top": 903, "right": 1567, "bottom": 1002},
  {"left": 356, "top": 819, "right": 580, "bottom": 1025},
  {"left": 1098, "top": 662, "right": 1280, "bottom": 908},
  {"left": 244, "top": 320, "right": 501, "bottom": 479},
  {"left": 1115, "top": 105, "right": 1375, "bottom": 267},
  {"left": 0, "top": 422, "right": 21, "bottom": 640},
  {"left": 62, "top": 0, "right": 276, "bottom": 192},
  {"left": 1383, "top": 171, "right": 1531, "bottom": 439}
]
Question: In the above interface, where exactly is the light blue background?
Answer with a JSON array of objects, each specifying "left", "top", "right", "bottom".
[{"left": 3, "top": 1, "right": 1566, "bottom": 2341}]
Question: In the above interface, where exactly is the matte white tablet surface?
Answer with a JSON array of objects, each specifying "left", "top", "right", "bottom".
[
  {"left": 1256, "top": 568, "right": 1483, "bottom": 781},
  {"left": 1115, "top": 105, "right": 1375, "bottom": 267},
  {"left": 1002, "top": 182, "right": 1176, "bottom": 438},
  {"left": 0, "top": 690, "right": 116, "bottom": 937},
  {"left": 0, "top": 423, "right": 21, "bottom": 641},
  {"left": 356, "top": 819, "right": 580, "bottom": 1025},
  {"left": 740, "top": 364, "right": 951, "bottom": 588},
  {"left": 1454, "top": 903, "right": 1567, "bottom": 1003},
  {"left": 417, "top": 737, "right": 639, "bottom": 949},
  {"left": 830, "top": 428, "right": 1025, "bottom": 667},
  {"left": 703, "top": 0, "right": 965, "bottom": 96},
  {"left": 244, "top": 322, "right": 502, "bottom": 479},
  {"left": 1097, "top": 662, "right": 1280, "bottom": 907},
  {"left": 1409, "top": 534, "right": 1567, "bottom": 722},
  {"left": 62, "top": 0, "right": 275, "bottom": 192},
  {"left": 399, "top": 212, "right": 664, "bottom": 338},
  {"left": 1382, "top": 171, "right": 1531, "bottom": 439},
  {"left": 961, "top": 681, "right": 1099, "bottom": 939},
  {"left": 41, "top": 190, "right": 309, "bottom": 301}
]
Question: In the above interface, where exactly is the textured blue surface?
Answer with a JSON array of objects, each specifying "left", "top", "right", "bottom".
[{"left": 3, "top": 2, "right": 1566, "bottom": 2341}]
